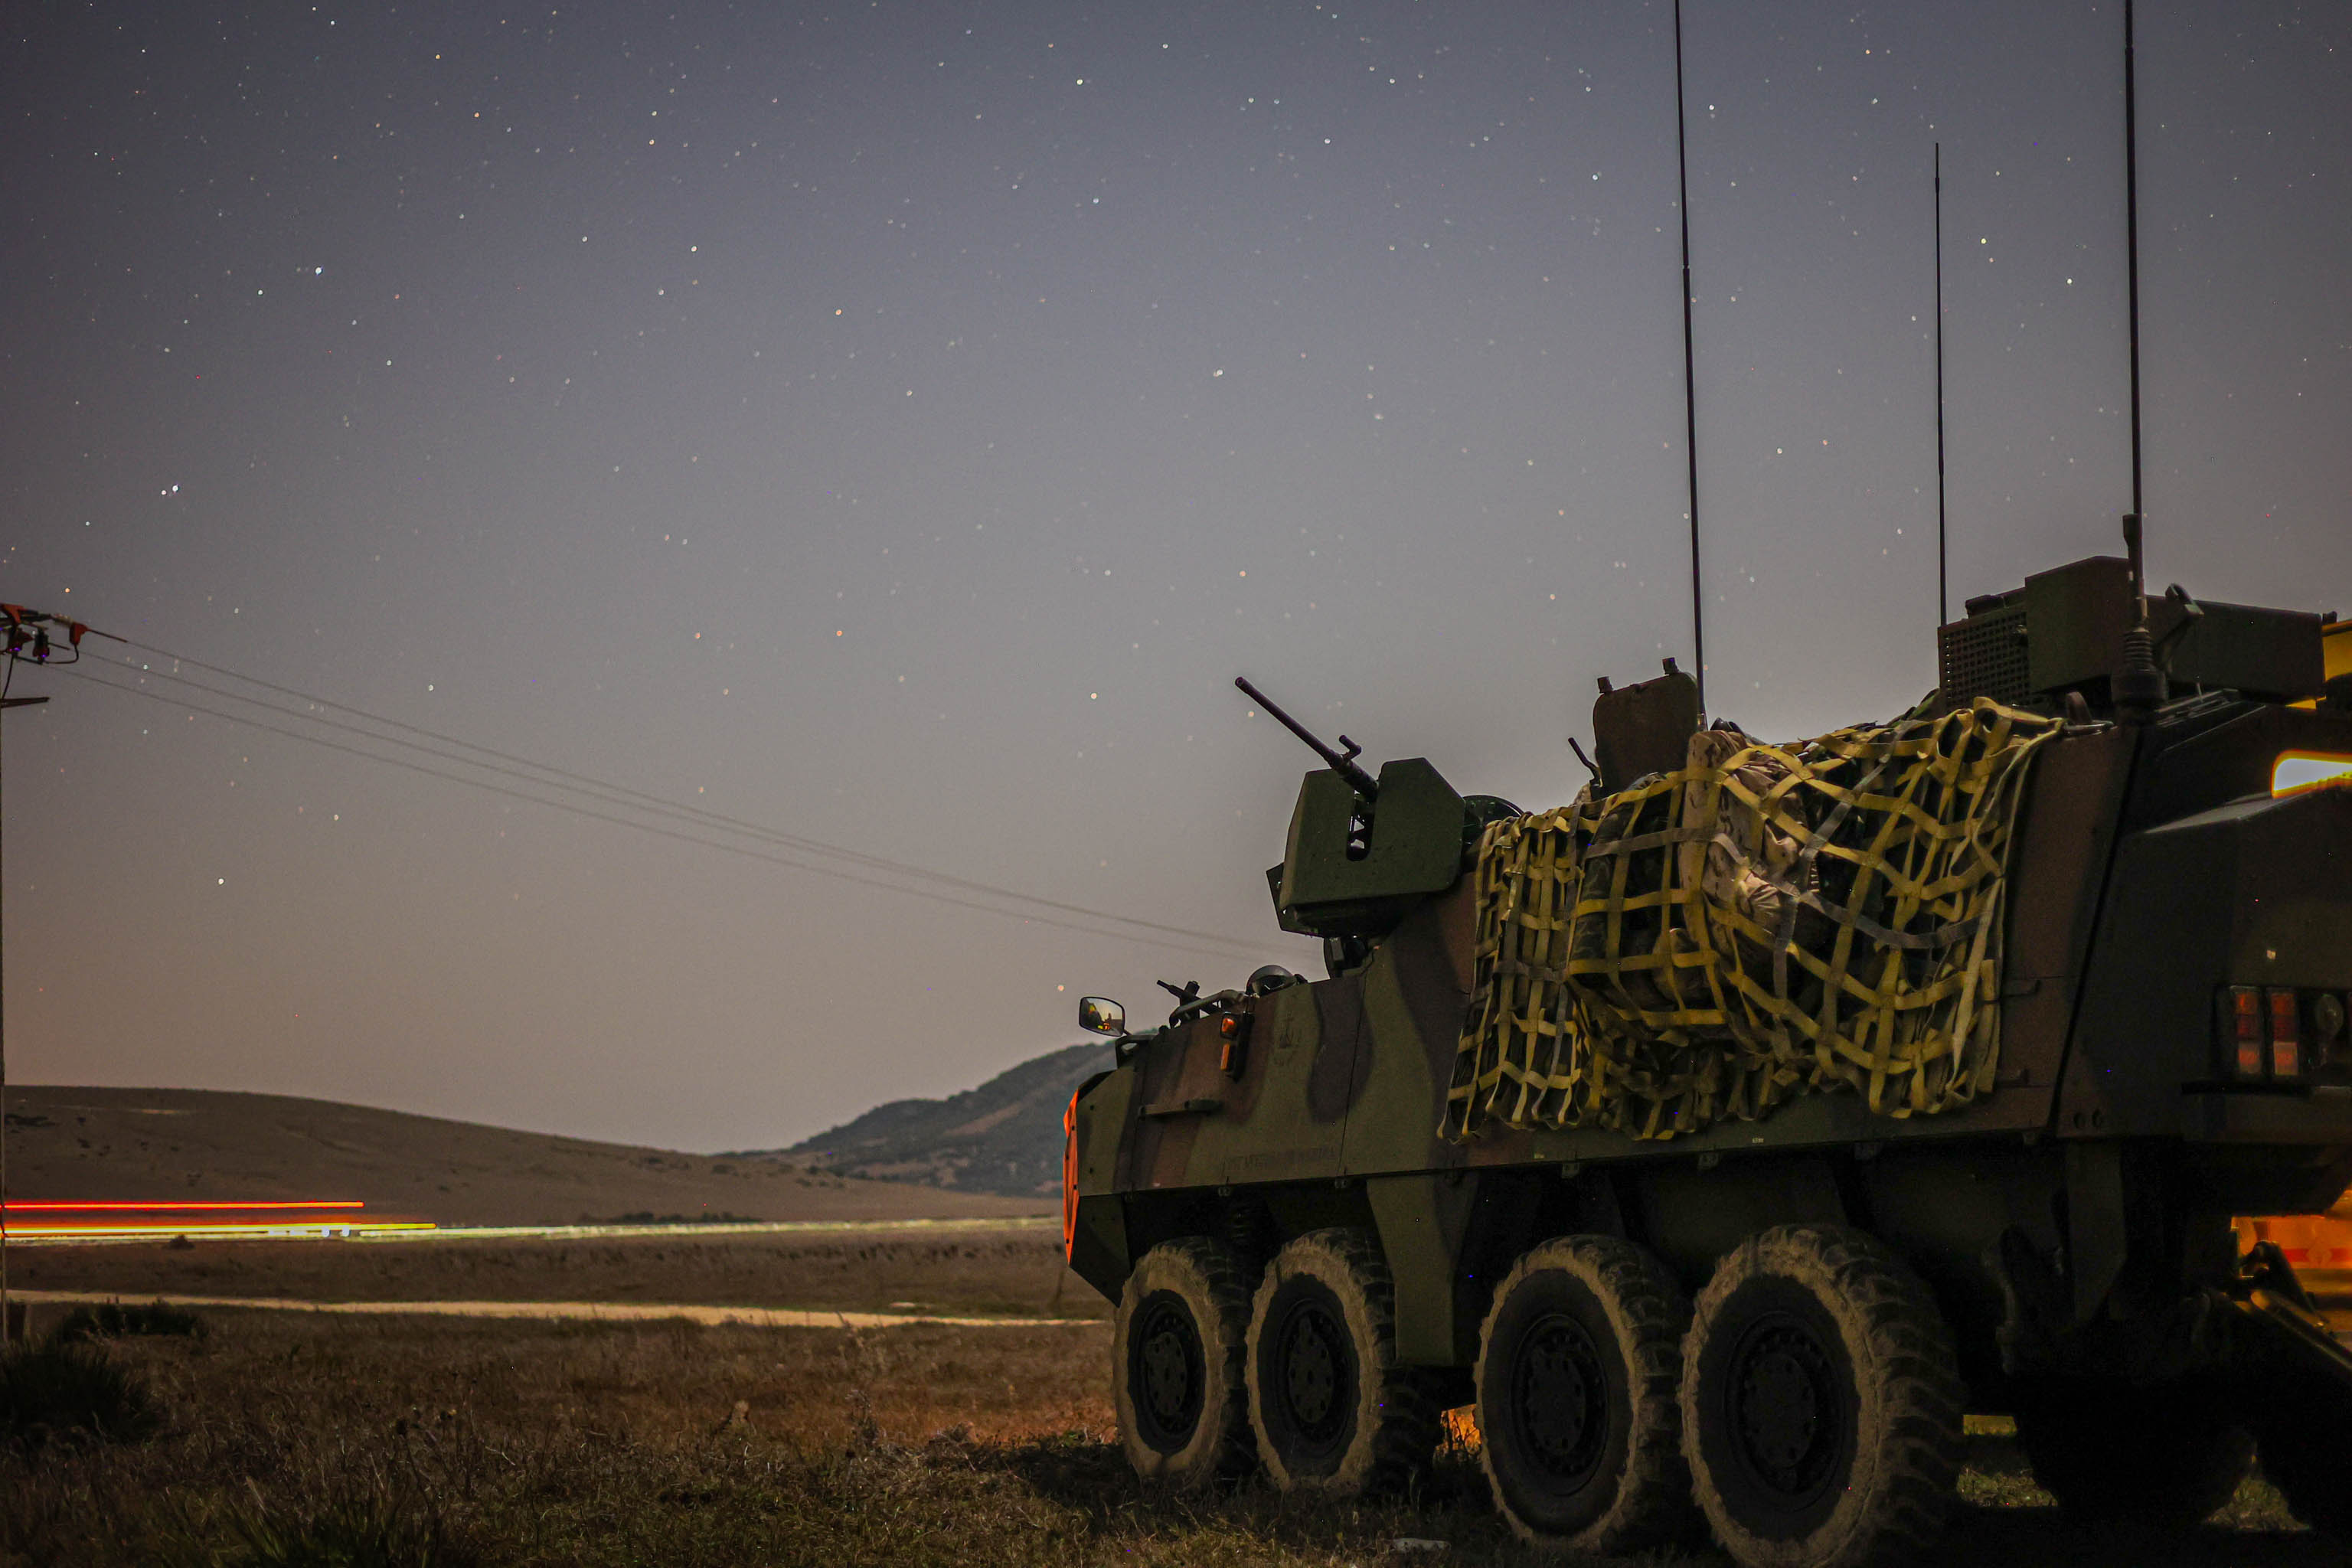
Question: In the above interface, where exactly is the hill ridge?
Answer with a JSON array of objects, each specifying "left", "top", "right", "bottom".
[
  {"left": 5, "top": 1085, "right": 1050, "bottom": 1227},
  {"left": 781, "top": 1041, "right": 1112, "bottom": 1197}
]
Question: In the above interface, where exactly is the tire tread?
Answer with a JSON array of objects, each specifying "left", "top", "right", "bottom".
[
  {"left": 1475, "top": 1233, "right": 1695, "bottom": 1553},
  {"left": 1680, "top": 1223, "right": 1963, "bottom": 1568},
  {"left": 1249, "top": 1227, "right": 1442, "bottom": 1497},
  {"left": 1115, "top": 1235, "right": 1256, "bottom": 1487}
]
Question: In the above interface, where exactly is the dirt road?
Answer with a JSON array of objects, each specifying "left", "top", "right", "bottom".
[{"left": 10, "top": 1287, "right": 1092, "bottom": 1330}]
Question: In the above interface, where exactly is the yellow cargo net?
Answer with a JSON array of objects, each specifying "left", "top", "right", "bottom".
[{"left": 1444, "top": 698, "right": 2063, "bottom": 1142}]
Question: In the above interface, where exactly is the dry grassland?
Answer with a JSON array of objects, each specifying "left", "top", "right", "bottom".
[
  {"left": 2, "top": 1299, "right": 2336, "bottom": 1568},
  {"left": 12, "top": 1225, "right": 1106, "bottom": 1320}
]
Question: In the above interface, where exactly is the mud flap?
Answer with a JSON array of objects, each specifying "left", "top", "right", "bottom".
[
  {"left": 2066, "top": 1142, "right": 2130, "bottom": 1324},
  {"left": 1365, "top": 1171, "right": 1480, "bottom": 1365}
]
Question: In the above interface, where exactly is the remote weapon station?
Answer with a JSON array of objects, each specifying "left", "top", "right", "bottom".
[{"left": 1058, "top": 14, "right": 2352, "bottom": 1568}]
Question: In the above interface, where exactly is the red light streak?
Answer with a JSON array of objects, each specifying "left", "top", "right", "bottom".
[
  {"left": 5, "top": 1200, "right": 366, "bottom": 1212},
  {"left": 5, "top": 1213, "right": 367, "bottom": 1222}
]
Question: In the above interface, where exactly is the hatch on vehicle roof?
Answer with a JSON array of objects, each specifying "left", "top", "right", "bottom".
[{"left": 1592, "top": 661, "right": 1700, "bottom": 793}]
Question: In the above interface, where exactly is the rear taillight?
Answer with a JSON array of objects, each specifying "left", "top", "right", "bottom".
[
  {"left": 2230, "top": 986, "right": 2267, "bottom": 1078},
  {"left": 2220, "top": 985, "right": 2352, "bottom": 1080},
  {"left": 2270, "top": 989, "right": 2304, "bottom": 1078}
]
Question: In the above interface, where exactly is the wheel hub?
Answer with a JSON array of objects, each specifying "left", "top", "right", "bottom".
[
  {"left": 1515, "top": 1312, "right": 1609, "bottom": 1481},
  {"left": 1129, "top": 1295, "right": 1204, "bottom": 1450},
  {"left": 1728, "top": 1315, "right": 1841, "bottom": 1499},
  {"left": 1279, "top": 1298, "right": 1349, "bottom": 1440}
]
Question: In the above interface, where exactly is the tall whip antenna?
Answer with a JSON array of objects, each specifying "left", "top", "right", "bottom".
[
  {"left": 2110, "top": 0, "right": 2168, "bottom": 720},
  {"left": 2123, "top": 0, "right": 2146, "bottom": 526},
  {"left": 1934, "top": 142, "right": 1949, "bottom": 626},
  {"left": 1671, "top": 0, "right": 1706, "bottom": 711}
]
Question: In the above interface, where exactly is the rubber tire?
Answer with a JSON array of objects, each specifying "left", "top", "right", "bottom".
[
  {"left": 1474, "top": 1234, "right": 1697, "bottom": 1553},
  {"left": 2258, "top": 1390, "right": 2352, "bottom": 1537},
  {"left": 1680, "top": 1224, "right": 1962, "bottom": 1568},
  {"left": 2012, "top": 1375, "right": 2251, "bottom": 1528},
  {"left": 1113, "top": 1236, "right": 1256, "bottom": 1488},
  {"left": 1246, "top": 1227, "right": 1442, "bottom": 1497}
]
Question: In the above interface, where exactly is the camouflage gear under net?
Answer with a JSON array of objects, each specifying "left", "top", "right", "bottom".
[{"left": 1444, "top": 698, "right": 2063, "bottom": 1142}]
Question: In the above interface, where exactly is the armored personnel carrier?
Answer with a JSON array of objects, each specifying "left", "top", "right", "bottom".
[{"left": 1060, "top": 522, "right": 2352, "bottom": 1567}]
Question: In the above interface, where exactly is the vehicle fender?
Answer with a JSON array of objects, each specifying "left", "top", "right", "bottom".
[{"left": 1068, "top": 1067, "right": 1138, "bottom": 1300}]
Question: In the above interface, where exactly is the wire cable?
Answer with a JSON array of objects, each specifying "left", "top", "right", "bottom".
[
  {"left": 93, "top": 639, "right": 1263, "bottom": 951},
  {"left": 60, "top": 663, "right": 1266, "bottom": 963},
  {"left": 94, "top": 650, "right": 1249, "bottom": 952}
]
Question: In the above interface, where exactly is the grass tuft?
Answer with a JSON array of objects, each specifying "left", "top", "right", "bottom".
[
  {"left": 159, "top": 1482, "right": 479, "bottom": 1568},
  {"left": 51, "top": 1301, "right": 209, "bottom": 1346},
  {"left": 0, "top": 1338, "right": 163, "bottom": 1452}
]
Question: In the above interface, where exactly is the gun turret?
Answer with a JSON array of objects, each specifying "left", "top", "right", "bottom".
[
  {"left": 1234, "top": 676, "right": 1380, "bottom": 800},
  {"left": 1234, "top": 675, "right": 1517, "bottom": 956}
]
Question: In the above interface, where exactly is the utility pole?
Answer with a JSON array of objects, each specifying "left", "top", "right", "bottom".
[
  {"left": 0, "top": 606, "right": 87, "bottom": 1344},
  {"left": 0, "top": 695, "right": 46, "bottom": 1347}
]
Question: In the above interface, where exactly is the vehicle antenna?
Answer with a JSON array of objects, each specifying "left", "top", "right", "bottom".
[
  {"left": 1933, "top": 142, "right": 1949, "bottom": 628},
  {"left": 2123, "top": 0, "right": 2146, "bottom": 528},
  {"left": 1671, "top": 0, "right": 1705, "bottom": 714},
  {"left": 2111, "top": 0, "right": 2167, "bottom": 720}
]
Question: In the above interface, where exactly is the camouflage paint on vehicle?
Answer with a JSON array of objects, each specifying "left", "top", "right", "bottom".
[{"left": 1067, "top": 547, "right": 2352, "bottom": 1560}]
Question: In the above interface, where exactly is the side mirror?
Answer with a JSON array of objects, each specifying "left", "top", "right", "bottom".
[{"left": 1077, "top": 996, "right": 1125, "bottom": 1036}]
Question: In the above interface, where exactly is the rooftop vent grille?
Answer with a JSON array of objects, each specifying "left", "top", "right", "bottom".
[{"left": 1939, "top": 603, "right": 2031, "bottom": 708}]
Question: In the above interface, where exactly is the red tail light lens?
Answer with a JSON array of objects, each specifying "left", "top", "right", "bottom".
[
  {"left": 2270, "top": 989, "right": 2303, "bottom": 1078},
  {"left": 2230, "top": 987, "right": 2266, "bottom": 1078}
]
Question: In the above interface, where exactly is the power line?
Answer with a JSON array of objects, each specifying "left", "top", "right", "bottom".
[
  {"left": 99, "top": 648, "right": 1234, "bottom": 944},
  {"left": 95, "top": 640, "right": 1267, "bottom": 951},
  {"left": 67, "top": 665, "right": 1261, "bottom": 962},
  {"left": 60, "top": 661, "right": 1266, "bottom": 963},
  {"left": 119, "top": 639, "right": 910, "bottom": 853}
]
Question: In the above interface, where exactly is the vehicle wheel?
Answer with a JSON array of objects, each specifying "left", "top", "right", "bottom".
[
  {"left": 1113, "top": 1236, "right": 1256, "bottom": 1488},
  {"left": 2257, "top": 1389, "right": 2352, "bottom": 1537},
  {"left": 1246, "top": 1227, "right": 1441, "bottom": 1496},
  {"left": 1680, "top": 1224, "right": 1962, "bottom": 1568},
  {"left": 2014, "top": 1376, "right": 2252, "bottom": 1527},
  {"left": 1474, "top": 1234, "right": 1697, "bottom": 1553}
]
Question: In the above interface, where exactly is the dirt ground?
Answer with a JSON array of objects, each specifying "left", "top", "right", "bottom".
[
  {"left": 3, "top": 1305, "right": 2336, "bottom": 1568},
  {"left": 9, "top": 1223, "right": 1107, "bottom": 1320},
  {"left": 6, "top": 1230, "right": 2344, "bottom": 1565}
]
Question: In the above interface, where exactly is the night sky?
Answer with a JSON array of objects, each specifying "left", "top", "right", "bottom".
[{"left": 5, "top": 2, "right": 2347, "bottom": 1153}]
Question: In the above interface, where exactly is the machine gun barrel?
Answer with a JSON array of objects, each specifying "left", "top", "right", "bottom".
[{"left": 1234, "top": 675, "right": 1380, "bottom": 801}]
